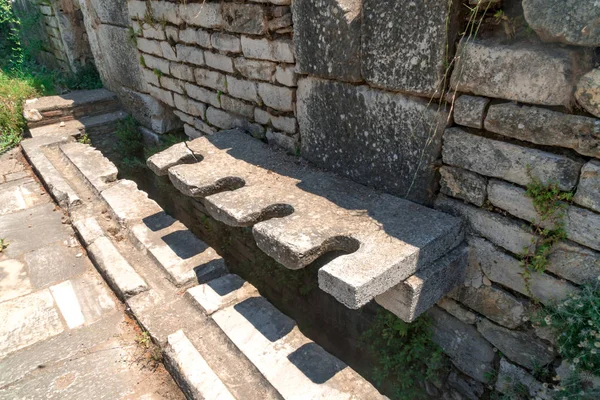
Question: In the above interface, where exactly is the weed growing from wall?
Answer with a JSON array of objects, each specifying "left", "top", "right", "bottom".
[
  {"left": 520, "top": 176, "right": 573, "bottom": 297},
  {"left": 360, "top": 309, "right": 446, "bottom": 400}
]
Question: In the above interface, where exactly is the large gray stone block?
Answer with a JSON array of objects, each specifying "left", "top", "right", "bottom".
[
  {"left": 575, "top": 69, "right": 600, "bottom": 118},
  {"left": 442, "top": 128, "right": 582, "bottom": 191},
  {"left": 484, "top": 103, "right": 600, "bottom": 159},
  {"left": 450, "top": 39, "right": 589, "bottom": 107},
  {"left": 292, "top": 0, "right": 362, "bottom": 82},
  {"left": 523, "top": 0, "right": 600, "bottom": 47},
  {"left": 298, "top": 77, "right": 450, "bottom": 205},
  {"left": 88, "top": 0, "right": 129, "bottom": 26},
  {"left": 574, "top": 160, "right": 600, "bottom": 213},
  {"left": 362, "top": 0, "right": 460, "bottom": 96},
  {"left": 439, "top": 166, "right": 487, "bottom": 207}
]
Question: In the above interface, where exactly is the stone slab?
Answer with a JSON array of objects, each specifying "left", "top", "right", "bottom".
[
  {"left": 212, "top": 296, "right": 385, "bottom": 399},
  {"left": 450, "top": 39, "right": 587, "bottom": 106},
  {"left": 439, "top": 166, "right": 487, "bottom": 207},
  {"left": 186, "top": 274, "right": 259, "bottom": 315},
  {"left": 443, "top": 127, "right": 582, "bottom": 191},
  {"left": 428, "top": 306, "right": 495, "bottom": 383},
  {"left": 0, "top": 177, "right": 47, "bottom": 216},
  {"left": 547, "top": 241, "right": 600, "bottom": 285},
  {"left": 375, "top": 245, "right": 467, "bottom": 323},
  {"left": 60, "top": 142, "right": 118, "bottom": 194},
  {"left": 24, "top": 244, "right": 90, "bottom": 289},
  {"left": 28, "top": 110, "right": 128, "bottom": 138},
  {"left": 292, "top": 0, "right": 361, "bottom": 82},
  {"left": 101, "top": 179, "right": 163, "bottom": 225},
  {"left": 129, "top": 212, "right": 226, "bottom": 287},
  {"left": 298, "top": 77, "right": 450, "bottom": 205},
  {"left": 87, "top": 236, "right": 149, "bottom": 299},
  {"left": 574, "top": 160, "right": 600, "bottom": 213},
  {"left": 523, "top": 0, "right": 600, "bottom": 47},
  {"left": 362, "top": 0, "right": 459, "bottom": 96},
  {"left": 23, "top": 88, "right": 117, "bottom": 115},
  {"left": 72, "top": 217, "right": 104, "bottom": 246},
  {"left": 164, "top": 330, "right": 236, "bottom": 400},
  {"left": 484, "top": 102, "right": 600, "bottom": 159},
  {"left": 147, "top": 142, "right": 199, "bottom": 176},
  {"left": 0, "top": 290, "right": 64, "bottom": 358},
  {"left": 0, "top": 203, "right": 72, "bottom": 259},
  {"left": 0, "top": 259, "right": 33, "bottom": 303},
  {"left": 477, "top": 319, "right": 555, "bottom": 370},
  {"left": 162, "top": 130, "right": 463, "bottom": 308},
  {"left": 453, "top": 95, "right": 490, "bottom": 129}
]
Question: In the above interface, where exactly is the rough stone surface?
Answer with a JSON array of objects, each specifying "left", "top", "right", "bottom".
[
  {"left": 488, "top": 179, "right": 600, "bottom": 252},
  {"left": 257, "top": 82, "right": 294, "bottom": 111},
  {"left": 428, "top": 307, "right": 495, "bottom": 383},
  {"left": 241, "top": 36, "right": 294, "bottom": 63},
  {"left": 362, "top": 0, "right": 459, "bottom": 96},
  {"left": 484, "top": 102, "right": 600, "bottom": 158},
  {"left": 162, "top": 130, "right": 463, "bottom": 308},
  {"left": 147, "top": 142, "right": 198, "bottom": 176},
  {"left": 298, "top": 77, "right": 450, "bottom": 205},
  {"left": 234, "top": 57, "right": 275, "bottom": 81},
  {"left": 101, "top": 179, "right": 163, "bottom": 225},
  {"left": 118, "top": 87, "right": 181, "bottom": 134},
  {"left": 439, "top": 166, "right": 487, "bottom": 207},
  {"left": 375, "top": 245, "right": 468, "bottom": 323},
  {"left": 449, "top": 285, "right": 525, "bottom": 329},
  {"left": 477, "top": 319, "right": 555, "bottom": 370},
  {"left": 435, "top": 195, "right": 535, "bottom": 256},
  {"left": 87, "top": 236, "right": 149, "bottom": 299},
  {"left": 574, "top": 160, "right": 600, "bottom": 213},
  {"left": 265, "top": 130, "right": 298, "bottom": 153},
  {"left": 212, "top": 296, "right": 386, "bottom": 399},
  {"left": 523, "top": 0, "right": 600, "bottom": 47},
  {"left": 575, "top": 68, "right": 600, "bottom": 117},
  {"left": 547, "top": 241, "right": 600, "bottom": 285},
  {"left": 453, "top": 95, "right": 490, "bottom": 129},
  {"left": 186, "top": 274, "right": 258, "bottom": 315},
  {"left": 466, "top": 236, "right": 579, "bottom": 305},
  {"left": 221, "top": 3, "right": 267, "bottom": 35},
  {"left": 59, "top": 142, "right": 118, "bottom": 193},
  {"left": 450, "top": 39, "right": 589, "bottom": 106},
  {"left": 437, "top": 298, "right": 477, "bottom": 325},
  {"left": 443, "top": 128, "right": 582, "bottom": 191},
  {"left": 164, "top": 330, "right": 236, "bottom": 400},
  {"left": 129, "top": 212, "right": 227, "bottom": 287},
  {"left": 495, "top": 358, "right": 550, "bottom": 399},
  {"left": 180, "top": 3, "right": 223, "bottom": 29},
  {"left": 292, "top": 0, "right": 361, "bottom": 82}
]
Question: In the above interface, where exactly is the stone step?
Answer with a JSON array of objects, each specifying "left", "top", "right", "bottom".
[
  {"left": 23, "top": 89, "right": 121, "bottom": 129},
  {"left": 21, "top": 136, "right": 81, "bottom": 209},
  {"left": 28, "top": 110, "right": 128, "bottom": 138},
  {"left": 147, "top": 130, "right": 464, "bottom": 310},
  {"left": 187, "top": 274, "right": 386, "bottom": 400},
  {"left": 59, "top": 142, "right": 118, "bottom": 194},
  {"left": 101, "top": 179, "right": 227, "bottom": 287}
]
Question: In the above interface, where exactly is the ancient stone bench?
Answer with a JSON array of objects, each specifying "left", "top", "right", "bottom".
[{"left": 148, "top": 130, "right": 466, "bottom": 321}]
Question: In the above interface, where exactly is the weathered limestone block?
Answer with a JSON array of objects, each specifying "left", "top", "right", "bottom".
[
  {"left": 143, "top": 26, "right": 166, "bottom": 41},
  {"left": 205, "top": 52, "right": 234, "bottom": 73},
  {"left": 176, "top": 44, "right": 204, "bottom": 66},
  {"left": 465, "top": 236, "right": 579, "bottom": 305},
  {"left": 170, "top": 63, "right": 195, "bottom": 82},
  {"left": 523, "top": 0, "right": 600, "bottom": 47},
  {"left": 375, "top": 245, "right": 468, "bottom": 323},
  {"left": 143, "top": 55, "right": 169, "bottom": 75},
  {"left": 453, "top": 95, "right": 490, "bottom": 129},
  {"left": 547, "top": 241, "right": 600, "bottom": 285},
  {"left": 240, "top": 36, "right": 294, "bottom": 63},
  {"left": 449, "top": 285, "right": 525, "bottom": 329},
  {"left": 220, "top": 96, "right": 254, "bottom": 119},
  {"left": 150, "top": 1, "right": 180, "bottom": 25},
  {"left": 186, "top": 274, "right": 258, "bottom": 315},
  {"left": 257, "top": 83, "right": 294, "bottom": 111},
  {"left": 450, "top": 40, "right": 589, "bottom": 106},
  {"left": 148, "top": 84, "right": 174, "bottom": 107},
  {"left": 211, "top": 33, "right": 241, "bottom": 53},
  {"left": 488, "top": 179, "right": 600, "bottom": 252},
  {"left": 362, "top": 0, "right": 459, "bottom": 96},
  {"left": 428, "top": 307, "right": 495, "bottom": 383},
  {"left": 205, "top": 108, "right": 264, "bottom": 138},
  {"left": 439, "top": 166, "right": 487, "bottom": 206},
  {"left": 137, "top": 38, "right": 163, "bottom": 57},
  {"left": 292, "top": 0, "right": 361, "bottom": 82},
  {"left": 265, "top": 130, "right": 298, "bottom": 153},
  {"left": 179, "top": 28, "right": 211, "bottom": 48},
  {"left": 576, "top": 69, "right": 600, "bottom": 118},
  {"left": 495, "top": 359, "right": 551, "bottom": 399},
  {"left": 574, "top": 160, "right": 600, "bottom": 213},
  {"left": 194, "top": 68, "right": 226, "bottom": 92},
  {"left": 160, "top": 42, "right": 177, "bottom": 61},
  {"left": 437, "top": 298, "right": 477, "bottom": 325},
  {"left": 221, "top": 3, "right": 266, "bottom": 35},
  {"left": 174, "top": 94, "right": 206, "bottom": 118},
  {"left": 185, "top": 83, "right": 220, "bottom": 108},
  {"left": 255, "top": 109, "right": 296, "bottom": 134},
  {"left": 435, "top": 195, "right": 535, "bottom": 255},
  {"left": 180, "top": 3, "right": 222, "bottom": 29},
  {"left": 484, "top": 103, "right": 600, "bottom": 158},
  {"left": 160, "top": 76, "right": 183, "bottom": 94},
  {"left": 443, "top": 128, "right": 582, "bottom": 191},
  {"left": 89, "top": 0, "right": 129, "bottom": 26},
  {"left": 227, "top": 77, "right": 259, "bottom": 103},
  {"left": 477, "top": 319, "right": 555, "bottom": 370},
  {"left": 275, "top": 65, "right": 296, "bottom": 87},
  {"left": 234, "top": 58, "right": 275, "bottom": 81},
  {"left": 147, "top": 142, "right": 198, "bottom": 176},
  {"left": 298, "top": 77, "right": 450, "bottom": 205}
]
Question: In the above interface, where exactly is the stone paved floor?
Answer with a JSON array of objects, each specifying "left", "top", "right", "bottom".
[{"left": 0, "top": 148, "right": 184, "bottom": 399}]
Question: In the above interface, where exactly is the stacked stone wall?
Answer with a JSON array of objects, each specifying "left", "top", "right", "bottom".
[{"left": 127, "top": 0, "right": 298, "bottom": 151}]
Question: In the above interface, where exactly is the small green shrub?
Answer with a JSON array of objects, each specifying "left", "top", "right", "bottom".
[
  {"left": 535, "top": 281, "right": 600, "bottom": 377},
  {"left": 360, "top": 309, "right": 446, "bottom": 400}
]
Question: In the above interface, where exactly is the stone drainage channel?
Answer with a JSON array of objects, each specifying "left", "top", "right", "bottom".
[{"left": 10, "top": 103, "right": 385, "bottom": 398}]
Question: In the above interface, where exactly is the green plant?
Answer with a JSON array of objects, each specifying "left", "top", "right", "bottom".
[
  {"left": 360, "top": 309, "right": 446, "bottom": 400},
  {"left": 520, "top": 176, "right": 573, "bottom": 296},
  {"left": 551, "top": 369, "right": 600, "bottom": 400},
  {"left": 535, "top": 281, "right": 600, "bottom": 377},
  {"left": 77, "top": 133, "right": 91, "bottom": 144},
  {"left": 0, "top": 238, "right": 8, "bottom": 252},
  {"left": 136, "top": 331, "right": 152, "bottom": 348},
  {"left": 139, "top": 55, "right": 146, "bottom": 67},
  {"left": 115, "top": 116, "right": 145, "bottom": 171},
  {"left": 152, "top": 68, "right": 163, "bottom": 78},
  {"left": 127, "top": 26, "right": 138, "bottom": 45}
]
